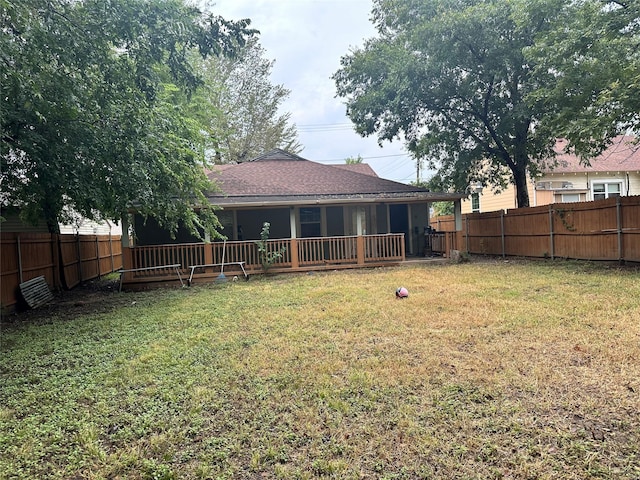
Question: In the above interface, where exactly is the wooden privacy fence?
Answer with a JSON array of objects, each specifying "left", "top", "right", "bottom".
[
  {"left": 431, "top": 196, "right": 640, "bottom": 262},
  {"left": 1, "top": 233, "right": 123, "bottom": 311}
]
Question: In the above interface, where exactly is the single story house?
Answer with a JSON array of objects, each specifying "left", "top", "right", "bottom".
[
  {"left": 462, "top": 136, "right": 640, "bottom": 214},
  {"left": 122, "top": 149, "right": 465, "bottom": 286}
]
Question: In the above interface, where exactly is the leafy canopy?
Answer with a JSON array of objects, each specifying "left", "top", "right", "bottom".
[
  {"left": 527, "top": 0, "right": 640, "bottom": 159},
  {"left": 1, "top": 0, "right": 255, "bottom": 235},
  {"left": 334, "top": 0, "right": 567, "bottom": 208},
  {"left": 191, "top": 37, "right": 301, "bottom": 164}
]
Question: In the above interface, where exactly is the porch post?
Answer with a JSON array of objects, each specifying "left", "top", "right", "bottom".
[
  {"left": 121, "top": 214, "right": 130, "bottom": 248},
  {"left": 290, "top": 207, "right": 297, "bottom": 239},
  {"left": 356, "top": 207, "right": 365, "bottom": 264},
  {"left": 121, "top": 214, "right": 132, "bottom": 273},
  {"left": 290, "top": 207, "right": 299, "bottom": 270},
  {"left": 204, "top": 241, "right": 213, "bottom": 265},
  {"left": 356, "top": 207, "right": 364, "bottom": 235},
  {"left": 454, "top": 200, "right": 463, "bottom": 231},
  {"left": 232, "top": 210, "right": 238, "bottom": 240},
  {"left": 407, "top": 204, "right": 414, "bottom": 255},
  {"left": 386, "top": 204, "right": 391, "bottom": 233},
  {"left": 356, "top": 236, "right": 365, "bottom": 265}
]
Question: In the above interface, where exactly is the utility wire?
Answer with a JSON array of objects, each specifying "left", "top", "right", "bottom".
[{"left": 319, "top": 153, "right": 412, "bottom": 162}]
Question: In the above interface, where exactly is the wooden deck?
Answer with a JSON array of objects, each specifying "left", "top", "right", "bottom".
[{"left": 120, "top": 233, "right": 414, "bottom": 288}]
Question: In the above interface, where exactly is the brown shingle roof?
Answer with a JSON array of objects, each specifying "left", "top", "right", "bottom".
[
  {"left": 206, "top": 149, "right": 464, "bottom": 205},
  {"left": 331, "top": 163, "right": 378, "bottom": 177},
  {"left": 550, "top": 136, "right": 640, "bottom": 173}
]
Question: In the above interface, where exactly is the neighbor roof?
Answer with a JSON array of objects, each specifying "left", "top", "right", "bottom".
[
  {"left": 549, "top": 136, "right": 640, "bottom": 173},
  {"left": 206, "top": 149, "right": 464, "bottom": 207}
]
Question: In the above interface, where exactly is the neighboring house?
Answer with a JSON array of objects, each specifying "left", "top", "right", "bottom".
[
  {"left": 461, "top": 136, "right": 640, "bottom": 214},
  {"left": 132, "top": 149, "right": 465, "bottom": 256},
  {"left": 1, "top": 207, "right": 121, "bottom": 235}
]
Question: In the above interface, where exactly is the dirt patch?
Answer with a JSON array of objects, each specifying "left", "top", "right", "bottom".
[{"left": 1, "top": 276, "right": 134, "bottom": 327}]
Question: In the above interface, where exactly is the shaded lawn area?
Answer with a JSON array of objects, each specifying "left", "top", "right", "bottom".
[{"left": 1, "top": 260, "right": 639, "bottom": 479}]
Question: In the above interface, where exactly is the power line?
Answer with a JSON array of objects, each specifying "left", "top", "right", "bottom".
[
  {"left": 297, "top": 122, "right": 353, "bottom": 128},
  {"left": 319, "top": 153, "right": 412, "bottom": 162},
  {"left": 297, "top": 125, "right": 355, "bottom": 133}
]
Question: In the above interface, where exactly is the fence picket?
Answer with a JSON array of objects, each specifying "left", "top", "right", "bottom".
[
  {"left": 430, "top": 196, "right": 640, "bottom": 261},
  {"left": 1, "top": 233, "right": 123, "bottom": 310}
]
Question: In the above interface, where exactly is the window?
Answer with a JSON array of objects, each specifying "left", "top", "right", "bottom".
[
  {"left": 300, "top": 207, "right": 321, "bottom": 237},
  {"left": 561, "top": 193, "right": 580, "bottom": 203},
  {"left": 471, "top": 193, "right": 480, "bottom": 213},
  {"left": 593, "top": 181, "right": 622, "bottom": 200}
]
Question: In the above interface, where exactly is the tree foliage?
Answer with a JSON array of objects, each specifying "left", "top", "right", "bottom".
[
  {"left": 1, "top": 0, "right": 255, "bottom": 234},
  {"left": 192, "top": 37, "right": 301, "bottom": 164},
  {"left": 345, "top": 155, "right": 363, "bottom": 164},
  {"left": 527, "top": 0, "right": 640, "bottom": 159},
  {"left": 333, "top": 0, "right": 566, "bottom": 208}
]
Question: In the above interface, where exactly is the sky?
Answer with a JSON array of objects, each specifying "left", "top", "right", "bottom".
[{"left": 204, "top": 0, "right": 422, "bottom": 184}]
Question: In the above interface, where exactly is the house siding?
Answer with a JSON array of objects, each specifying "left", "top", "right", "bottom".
[
  {"left": 59, "top": 219, "right": 121, "bottom": 235},
  {"left": 463, "top": 171, "right": 640, "bottom": 213},
  {"left": 461, "top": 181, "right": 536, "bottom": 214},
  {"left": 0, "top": 212, "right": 49, "bottom": 233}
]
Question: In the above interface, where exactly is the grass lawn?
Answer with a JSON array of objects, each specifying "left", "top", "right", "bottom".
[{"left": 1, "top": 259, "right": 639, "bottom": 479}]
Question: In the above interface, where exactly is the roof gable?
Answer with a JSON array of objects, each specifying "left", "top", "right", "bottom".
[
  {"left": 208, "top": 152, "right": 425, "bottom": 197},
  {"left": 331, "top": 163, "right": 379, "bottom": 177},
  {"left": 250, "top": 149, "right": 308, "bottom": 162}
]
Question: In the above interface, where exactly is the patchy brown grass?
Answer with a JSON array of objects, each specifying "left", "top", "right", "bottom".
[{"left": 1, "top": 259, "right": 639, "bottom": 479}]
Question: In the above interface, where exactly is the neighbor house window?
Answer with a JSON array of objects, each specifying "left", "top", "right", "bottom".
[
  {"left": 471, "top": 193, "right": 480, "bottom": 213},
  {"left": 593, "top": 182, "right": 622, "bottom": 200},
  {"left": 561, "top": 193, "right": 580, "bottom": 203},
  {"left": 300, "top": 207, "right": 321, "bottom": 237}
]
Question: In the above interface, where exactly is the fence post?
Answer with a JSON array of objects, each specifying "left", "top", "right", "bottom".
[
  {"left": 549, "top": 205, "right": 555, "bottom": 260},
  {"left": 95, "top": 235, "right": 101, "bottom": 278},
  {"left": 52, "top": 234, "right": 61, "bottom": 289},
  {"left": 109, "top": 233, "right": 115, "bottom": 273},
  {"left": 501, "top": 210, "right": 506, "bottom": 259},
  {"left": 17, "top": 235, "right": 23, "bottom": 284},
  {"left": 465, "top": 216, "right": 469, "bottom": 254},
  {"left": 617, "top": 196, "right": 623, "bottom": 263},
  {"left": 76, "top": 234, "right": 83, "bottom": 282}
]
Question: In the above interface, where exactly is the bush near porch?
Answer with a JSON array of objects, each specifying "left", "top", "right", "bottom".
[{"left": 1, "top": 260, "right": 639, "bottom": 479}]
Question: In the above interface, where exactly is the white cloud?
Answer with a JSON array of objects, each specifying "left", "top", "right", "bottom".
[{"left": 205, "top": 0, "right": 423, "bottom": 183}]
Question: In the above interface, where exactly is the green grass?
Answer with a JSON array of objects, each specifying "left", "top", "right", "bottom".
[{"left": 1, "top": 260, "right": 639, "bottom": 479}]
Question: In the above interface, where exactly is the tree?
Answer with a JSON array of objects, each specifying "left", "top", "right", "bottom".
[
  {"left": 333, "top": 0, "right": 562, "bottom": 208},
  {"left": 1, "top": 0, "right": 255, "bottom": 235},
  {"left": 527, "top": 0, "right": 640, "bottom": 158},
  {"left": 421, "top": 174, "right": 454, "bottom": 216},
  {"left": 345, "top": 155, "right": 363, "bottom": 164},
  {"left": 192, "top": 38, "right": 301, "bottom": 164}
]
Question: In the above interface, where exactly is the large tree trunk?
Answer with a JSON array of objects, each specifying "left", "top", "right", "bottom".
[
  {"left": 513, "top": 165, "right": 530, "bottom": 208},
  {"left": 41, "top": 184, "right": 62, "bottom": 234},
  {"left": 512, "top": 131, "right": 531, "bottom": 209}
]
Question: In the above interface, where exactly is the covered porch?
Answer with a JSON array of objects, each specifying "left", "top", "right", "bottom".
[
  {"left": 119, "top": 148, "right": 467, "bottom": 288},
  {"left": 120, "top": 233, "right": 407, "bottom": 287},
  {"left": 120, "top": 198, "right": 463, "bottom": 288}
]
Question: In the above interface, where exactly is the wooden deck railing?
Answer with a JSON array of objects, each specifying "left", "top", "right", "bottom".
[
  {"left": 122, "top": 233, "right": 406, "bottom": 285},
  {"left": 429, "top": 232, "right": 459, "bottom": 255},
  {"left": 129, "top": 243, "right": 205, "bottom": 277},
  {"left": 365, "top": 233, "right": 405, "bottom": 262},
  {"left": 297, "top": 236, "right": 358, "bottom": 266}
]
